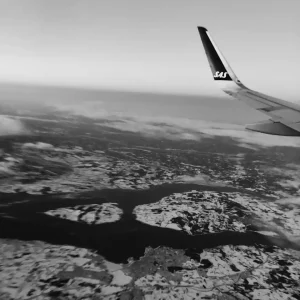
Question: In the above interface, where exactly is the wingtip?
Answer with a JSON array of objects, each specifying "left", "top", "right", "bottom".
[{"left": 197, "top": 26, "right": 208, "bottom": 32}]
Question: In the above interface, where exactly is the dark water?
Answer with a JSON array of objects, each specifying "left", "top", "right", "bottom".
[{"left": 0, "top": 183, "right": 295, "bottom": 263}]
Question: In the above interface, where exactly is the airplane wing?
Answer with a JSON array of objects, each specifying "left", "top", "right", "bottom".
[{"left": 198, "top": 26, "right": 300, "bottom": 136}]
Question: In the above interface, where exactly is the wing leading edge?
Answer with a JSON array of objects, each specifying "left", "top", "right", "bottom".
[{"left": 198, "top": 26, "right": 300, "bottom": 136}]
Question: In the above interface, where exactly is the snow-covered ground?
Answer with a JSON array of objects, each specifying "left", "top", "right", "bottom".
[
  {"left": 0, "top": 144, "right": 187, "bottom": 194},
  {"left": 0, "top": 239, "right": 132, "bottom": 300},
  {"left": 45, "top": 203, "right": 123, "bottom": 225},
  {"left": 134, "top": 245, "right": 300, "bottom": 300},
  {"left": 1, "top": 141, "right": 297, "bottom": 198},
  {"left": 134, "top": 190, "right": 300, "bottom": 239},
  {"left": 1, "top": 239, "right": 300, "bottom": 300},
  {"left": 134, "top": 190, "right": 247, "bottom": 234}
]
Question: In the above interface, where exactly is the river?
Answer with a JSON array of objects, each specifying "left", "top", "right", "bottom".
[{"left": 0, "top": 183, "right": 292, "bottom": 263}]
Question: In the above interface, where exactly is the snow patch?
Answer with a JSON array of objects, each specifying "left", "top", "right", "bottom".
[{"left": 45, "top": 203, "right": 123, "bottom": 225}]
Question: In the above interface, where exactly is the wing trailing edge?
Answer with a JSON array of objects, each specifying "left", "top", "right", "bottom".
[{"left": 246, "top": 120, "right": 300, "bottom": 136}]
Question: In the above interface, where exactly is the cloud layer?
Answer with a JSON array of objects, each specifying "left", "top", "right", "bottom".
[
  {"left": 50, "top": 100, "right": 300, "bottom": 148},
  {"left": 0, "top": 116, "right": 27, "bottom": 136},
  {"left": 2, "top": 92, "right": 299, "bottom": 149}
]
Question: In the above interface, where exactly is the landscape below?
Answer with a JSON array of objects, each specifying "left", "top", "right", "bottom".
[{"left": 1, "top": 104, "right": 300, "bottom": 299}]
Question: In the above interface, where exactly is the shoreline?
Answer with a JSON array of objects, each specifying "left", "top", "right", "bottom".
[{"left": 0, "top": 183, "right": 296, "bottom": 263}]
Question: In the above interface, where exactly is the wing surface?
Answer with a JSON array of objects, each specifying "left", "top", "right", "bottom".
[{"left": 198, "top": 27, "right": 300, "bottom": 136}]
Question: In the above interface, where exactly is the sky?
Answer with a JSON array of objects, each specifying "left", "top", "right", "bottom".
[{"left": 0, "top": 0, "right": 299, "bottom": 100}]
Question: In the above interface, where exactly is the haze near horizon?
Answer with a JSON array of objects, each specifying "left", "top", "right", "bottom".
[{"left": 0, "top": 0, "right": 299, "bottom": 101}]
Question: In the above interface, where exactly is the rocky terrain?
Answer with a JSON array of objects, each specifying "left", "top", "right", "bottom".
[
  {"left": 0, "top": 112, "right": 299, "bottom": 198},
  {"left": 1, "top": 239, "right": 300, "bottom": 300},
  {"left": 134, "top": 190, "right": 300, "bottom": 239},
  {"left": 1, "top": 106, "right": 300, "bottom": 299}
]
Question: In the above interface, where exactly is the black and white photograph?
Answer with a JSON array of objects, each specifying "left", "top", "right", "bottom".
[{"left": 1, "top": 1, "right": 300, "bottom": 299}]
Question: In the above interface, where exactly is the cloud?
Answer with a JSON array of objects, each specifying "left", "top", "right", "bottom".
[
  {"left": 264, "top": 164, "right": 300, "bottom": 197},
  {"left": 0, "top": 161, "right": 16, "bottom": 175},
  {"left": 0, "top": 116, "right": 27, "bottom": 136},
  {"left": 51, "top": 100, "right": 300, "bottom": 148},
  {"left": 174, "top": 174, "right": 225, "bottom": 186},
  {"left": 50, "top": 101, "right": 111, "bottom": 119},
  {"left": 22, "top": 142, "right": 54, "bottom": 150},
  {"left": 101, "top": 116, "right": 300, "bottom": 148},
  {"left": 100, "top": 119, "right": 202, "bottom": 141},
  {"left": 200, "top": 127, "right": 300, "bottom": 148}
]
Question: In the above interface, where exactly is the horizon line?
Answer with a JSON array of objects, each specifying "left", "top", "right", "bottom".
[{"left": 0, "top": 80, "right": 229, "bottom": 99}]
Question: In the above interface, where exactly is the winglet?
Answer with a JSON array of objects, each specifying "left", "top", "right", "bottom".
[{"left": 197, "top": 27, "right": 241, "bottom": 84}]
